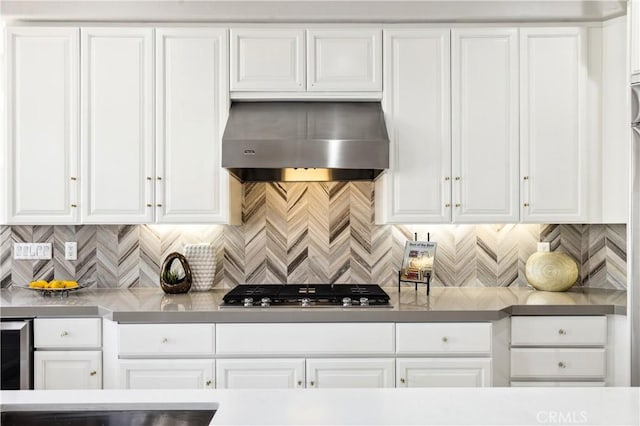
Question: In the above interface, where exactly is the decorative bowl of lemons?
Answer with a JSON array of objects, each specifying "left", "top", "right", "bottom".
[{"left": 22, "top": 280, "right": 83, "bottom": 297}]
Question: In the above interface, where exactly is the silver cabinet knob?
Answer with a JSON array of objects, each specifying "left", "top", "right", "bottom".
[
  {"left": 444, "top": 177, "right": 450, "bottom": 181},
  {"left": 441, "top": 336, "right": 448, "bottom": 343},
  {"left": 309, "top": 380, "right": 315, "bottom": 387},
  {"left": 523, "top": 176, "right": 529, "bottom": 180},
  {"left": 558, "top": 362, "right": 566, "bottom": 368},
  {"left": 342, "top": 297, "right": 352, "bottom": 307},
  {"left": 60, "top": 331, "right": 68, "bottom": 337},
  {"left": 157, "top": 203, "right": 162, "bottom": 207},
  {"left": 400, "top": 378, "right": 406, "bottom": 384},
  {"left": 297, "top": 380, "right": 303, "bottom": 387},
  {"left": 261, "top": 297, "right": 271, "bottom": 307},
  {"left": 558, "top": 329, "right": 566, "bottom": 335},
  {"left": 157, "top": 176, "right": 162, "bottom": 181},
  {"left": 524, "top": 203, "right": 530, "bottom": 207},
  {"left": 206, "top": 380, "right": 212, "bottom": 387},
  {"left": 70, "top": 177, "right": 77, "bottom": 181},
  {"left": 455, "top": 203, "right": 461, "bottom": 207},
  {"left": 70, "top": 204, "right": 77, "bottom": 208},
  {"left": 162, "top": 337, "right": 168, "bottom": 343},
  {"left": 146, "top": 203, "right": 152, "bottom": 207},
  {"left": 445, "top": 203, "right": 451, "bottom": 207},
  {"left": 455, "top": 177, "right": 461, "bottom": 181},
  {"left": 146, "top": 176, "right": 152, "bottom": 181},
  {"left": 90, "top": 371, "right": 97, "bottom": 376}
]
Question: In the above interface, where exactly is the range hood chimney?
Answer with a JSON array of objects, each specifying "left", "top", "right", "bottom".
[{"left": 221, "top": 102, "right": 389, "bottom": 182}]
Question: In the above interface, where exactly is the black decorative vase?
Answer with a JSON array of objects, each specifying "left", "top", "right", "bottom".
[{"left": 160, "top": 252, "right": 192, "bottom": 294}]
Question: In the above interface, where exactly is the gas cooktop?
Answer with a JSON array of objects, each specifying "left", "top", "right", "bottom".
[{"left": 221, "top": 284, "right": 392, "bottom": 308}]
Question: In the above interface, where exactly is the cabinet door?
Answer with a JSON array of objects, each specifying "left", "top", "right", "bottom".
[
  {"left": 156, "top": 28, "right": 231, "bottom": 223},
  {"left": 34, "top": 351, "right": 101, "bottom": 390},
  {"left": 306, "top": 358, "right": 394, "bottom": 388},
  {"left": 307, "top": 29, "right": 381, "bottom": 91},
  {"left": 119, "top": 359, "right": 214, "bottom": 389},
  {"left": 452, "top": 28, "right": 519, "bottom": 223},
  {"left": 81, "top": 28, "right": 154, "bottom": 224},
  {"left": 630, "top": 0, "right": 640, "bottom": 81},
  {"left": 520, "top": 28, "right": 587, "bottom": 222},
  {"left": 376, "top": 29, "right": 451, "bottom": 223},
  {"left": 216, "top": 358, "right": 305, "bottom": 389},
  {"left": 6, "top": 27, "right": 79, "bottom": 224},
  {"left": 230, "top": 29, "right": 305, "bottom": 91},
  {"left": 396, "top": 358, "right": 491, "bottom": 387}
]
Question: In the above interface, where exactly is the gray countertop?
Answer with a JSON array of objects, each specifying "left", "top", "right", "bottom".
[{"left": 0, "top": 286, "right": 627, "bottom": 322}]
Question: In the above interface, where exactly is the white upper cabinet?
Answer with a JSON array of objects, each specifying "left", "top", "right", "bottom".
[
  {"left": 81, "top": 28, "right": 154, "bottom": 224},
  {"left": 520, "top": 27, "right": 587, "bottom": 223},
  {"left": 156, "top": 28, "right": 236, "bottom": 223},
  {"left": 6, "top": 27, "right": 79, "bottom": 224},
  {"left": 307, "top": 29, "right": 382, "bottom": 92},
  {"left": 630, "top": 0, "right": 640, "bottom": 82},
  {"left": 451, "top": 28, "right": 519, "bottom": 223},
  {"left": 230, "top": 29, "right": 305, "bottom": 91},
  {"left": 376, "top": 29, "right": 451, "bottom": 223}
]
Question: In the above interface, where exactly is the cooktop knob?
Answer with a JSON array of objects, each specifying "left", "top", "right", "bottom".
[
  {"left": 260, "top": 297, "right": 271, "bottom": 307},
  {"left": 342, "top": 297, "right": 352, "bottom": 307},
  {"left": 301, "top": 298, "right": 311, "bottom": 307},
  {"left": 243, "top": 297, "right": 254, "bottom": 307},
  {"left": 359, "top": 297, "right": 369, "bottom": 306}
]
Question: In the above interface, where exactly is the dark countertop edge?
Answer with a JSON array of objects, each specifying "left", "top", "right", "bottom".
[
  {"left": 0, "top": 305, "right": 626, "bottom": 322},
  {"left": 0, "top": 306, "right": 102, "bottom": 318},
  {"left": 509, "top": 305, "right": 626, "bottom": 316},
  {"left": 109, "top": 310, "right": 511, "bottom": 323}
]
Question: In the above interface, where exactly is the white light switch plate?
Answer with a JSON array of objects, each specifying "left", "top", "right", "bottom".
[
  {"left": 65, "top": 242, "right": 77, "bottom": 260},
  {"left": 13, "top": 243, "right": 52, "bottom": 260}
]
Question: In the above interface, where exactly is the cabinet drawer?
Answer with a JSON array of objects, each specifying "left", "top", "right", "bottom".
[
  {"left": 396, "top": 323, "right": 492, "bottom": 354},
  {"left": 216, "top": 323, "right": 394, "bottom": 355},
  {"left": 34, "top": 318, "right": 101, "bottom": 348},
  {"left": 510, "top": 348, "right": 606, "bottom": 379},
  {"left": 511, "top": 316, "right": 607, "bottom": 346},
  {"left": 510, "top": 381, "right": 605, "bottom": 387},
  {"left": 119, "top": 324, "right": 215, "bottom": 356}
]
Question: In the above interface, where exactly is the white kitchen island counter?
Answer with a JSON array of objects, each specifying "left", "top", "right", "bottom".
[{"left": 1, "top": 388, "right": 638, "bottom": 425}]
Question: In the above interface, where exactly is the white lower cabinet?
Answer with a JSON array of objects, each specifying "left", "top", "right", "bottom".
[
  {"left": 34, "top": 351, "right": 102, "bottom": 390},
  {"left": 216, "top": 358, "right": 305, "bottom": 389},
  {"left": 119, "top": 359, "right": 214, "bottom": 390},
  {"left": 306, "top": 358, "right": 395, "bottom": 388},
  {"left": 509, "top": 316, "right": 608, "bottom": 386},
  {"left": 396, "top": 358, "right": 492, "bottom": 387}
]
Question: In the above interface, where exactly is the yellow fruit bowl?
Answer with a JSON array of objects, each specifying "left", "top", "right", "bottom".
[{"left": 19, "top": 280, "right": 85, "bottom": 297}]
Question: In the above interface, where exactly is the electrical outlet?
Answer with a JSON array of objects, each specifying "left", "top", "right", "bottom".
[
  {"left": 13, "top": 243, "right": 52, "bottom": 260},
  {"left": 65, "top": 242, "right": 77, "bottom": 260},
  {"left": 537, "top": 242, "right": 551, "bottom": 252}
]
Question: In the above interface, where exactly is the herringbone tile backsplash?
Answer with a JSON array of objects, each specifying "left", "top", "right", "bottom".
[{"left": 0, "top": 182, "right": 627, "bottom": 290}]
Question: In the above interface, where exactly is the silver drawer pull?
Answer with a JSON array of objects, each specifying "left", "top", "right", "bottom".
[
  {"left": 558, "top": 362, "right": 566, "bottom": 368},
  {"left": 441, "top": 336, "right": 448, "bottom": 343},
  {"left": 90, "top": 371, "right": 97, "bottom": 376},
  {"left": 400, "top": 378, "right": 406, "bottom": 384},
  {"left": 161, "top": 337, "right": 168, "bottom": 344},
  {"left": 309, "top": 381, "right": 315, "bottom": 387},
  {"left": 60, "top": 331, "right": 68, "bottom": 337},
  {"left": 558, "top": 329, "right": 566, "bottom": 335}
]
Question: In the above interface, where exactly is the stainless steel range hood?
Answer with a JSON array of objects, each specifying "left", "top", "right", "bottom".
[{"left": 221, "top": 102, "right": 389, "bottom": 182}]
